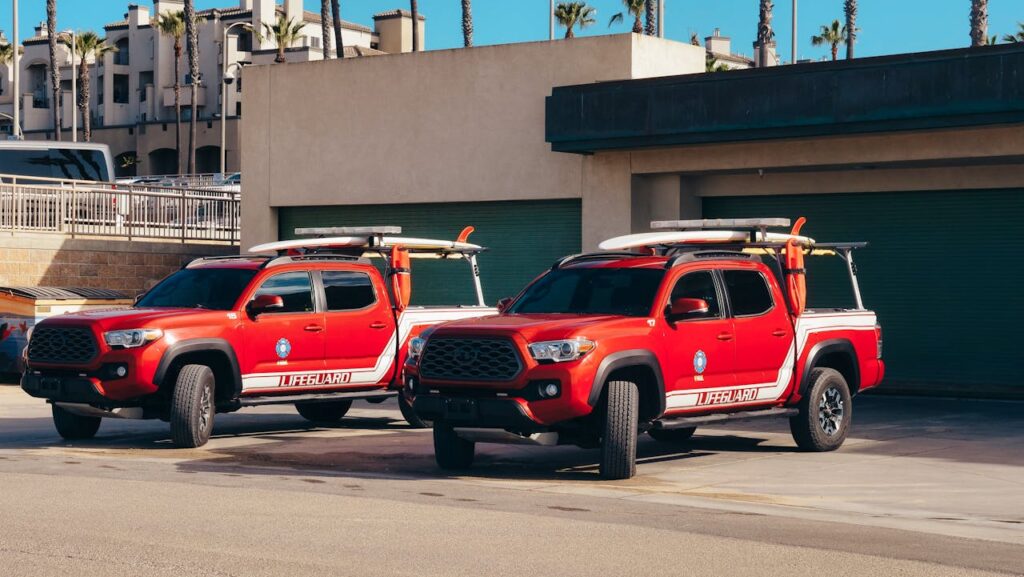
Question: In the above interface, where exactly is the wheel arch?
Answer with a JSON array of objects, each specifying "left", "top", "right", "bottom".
[
  {"left": 801, "top": 339, "right": 860, "bottom": 396},
  {"left": 589, "top": 349, "right": 665, "bottom": 421},
  {"left": 154, "top": 339, "right": 242, "bottom": 401}
]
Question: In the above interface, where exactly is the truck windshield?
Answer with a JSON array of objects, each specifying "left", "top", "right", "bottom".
[
  {"left": 508, "top": 268, "right": 665, "bottom": 317},
  {"left": 136, "top": 268, "right": 258, "bottom": 310}
]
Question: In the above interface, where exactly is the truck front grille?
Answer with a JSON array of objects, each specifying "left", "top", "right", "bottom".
[
  {"left": 28, "top": 327, "right": 99, "bottom": 364},
  {"left": 420, "top": 337, "right": 522, "bottom": 382}
]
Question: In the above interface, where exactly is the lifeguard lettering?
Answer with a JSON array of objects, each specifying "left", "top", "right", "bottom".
[
  {"left": 281, "top": 371, "right": 353, "bottom": 387},
  {"left": 696, "top": 388, "right": 758, "bottom": 406}
]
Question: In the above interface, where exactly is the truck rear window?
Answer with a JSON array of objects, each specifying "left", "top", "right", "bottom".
[
  {"left": 509, "top": 268, "right": 665, "bottom": 317},
  {"left": 137, "top": 268, "right": 258, "bottom": 310}
]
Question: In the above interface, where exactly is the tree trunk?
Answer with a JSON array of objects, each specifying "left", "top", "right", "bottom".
[
  {"left": 461, "top": 0, "right": 473, "bottom": 47},
  {"left": 410, "top": 0, "right": 419, "bottom": 52},
  {"left": 78, "top": 58, "right": 90, "bottom": 142},
  {"left": 184, "top": 0, "right": 199, "bottom": 174},
  {"left": 173, "top": 42, "right": 182, "bottom": 174},
  {"left": 831, "top": 43, "right": 838, "bottom": 61},
  {"left": 565, "top": 25, "right": 574, "bottom": 39},
  {"left": 845, "top": 0, "right": 857, "bottom": 58},
  {"left": 970, "top": 0, "right": 988, "bottom": 47},
  {"left": 276, "top": 45, "right": 286, "bottom": 63},
  {"left": 633, "top": 16, "right": 642, "bottom": 34},
  {"left": 320, "top": 0, "right": 332, "bottom": 59},
  {"left": 331, "top": 0, "right": 345, "bottom": 58},
  {"left": 644, "top": 0, "right": 657, "bottom": 36},
  {"left": 47, "top": 0, "right": 62, "bottom": 140}
]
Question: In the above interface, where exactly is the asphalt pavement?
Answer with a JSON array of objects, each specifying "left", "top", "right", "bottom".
[{"left": 1, "top": 384, "right": 1021, "bottom": 576}]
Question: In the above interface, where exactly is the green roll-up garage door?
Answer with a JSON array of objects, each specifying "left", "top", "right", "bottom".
[
  {"left": 704, "top": 189, "right": 1024, "bottom": 396},
  {"left": 279, "top": 199, "right": 581, "bottom": 307}
]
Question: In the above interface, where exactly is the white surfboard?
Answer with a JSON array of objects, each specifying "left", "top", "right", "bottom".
[
  {"left": 598, "top": 230, "right": 815, "bottom": 251},
  {"left": 248, "top": 236, "right": 484, "bottom": 254}
]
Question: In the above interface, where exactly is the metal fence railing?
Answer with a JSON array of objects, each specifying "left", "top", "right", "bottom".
[{"left": 0, "top": 173, "right": 240, "bottom": 244}]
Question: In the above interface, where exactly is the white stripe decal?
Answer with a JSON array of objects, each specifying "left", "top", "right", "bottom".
[
  {"left": 665, "top": 312, "right": 877, "bottom": 410},
  {"left": 240, "top": 307, "right": 495, "bottom": 392}
]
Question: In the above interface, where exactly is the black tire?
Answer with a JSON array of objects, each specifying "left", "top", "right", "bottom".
[
  {"left": 433, "top": 423, "right": 475, "bottom": 470},
  {"left": 790, "top": 367, "right": 852, "bottom": 452},
  {"left": 398, "top": 390, "right": 429, "bottom": 429},
  {"left": 600, "top": 380, "right": 639, "bottom": 480},
  {"left": 295, "top": 400, "right": 353, "bottom": 423},
  {"left": 170, "top": 364, "right": 216, "bottom": 448},
  {"left": 648, "top": 426, "right": 697, "bottom": 443},
  {"left": 52, "top": 405, "right": 101, "bottom": 440}
]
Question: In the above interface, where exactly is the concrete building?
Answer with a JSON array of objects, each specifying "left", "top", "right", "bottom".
[
  {"left": 0, "top": 1, "right": 424, "bottom": 175},
  {"left": 242, "top": 37, "right": 1024, "bottom": 397},
  {"left": 703, "top": 29, "right": 753, "bottom": 70}
]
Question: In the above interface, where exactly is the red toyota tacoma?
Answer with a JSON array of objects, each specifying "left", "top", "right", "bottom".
[
  {"left": 408, "top": 219, "right": 884, "bottom": 479},
  {"left": 21, "top": 226, "right": 494, "bottom": 447}
]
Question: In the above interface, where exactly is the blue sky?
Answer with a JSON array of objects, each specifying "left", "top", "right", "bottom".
[{"left": 2, "top": 1, "right": 1021, "bottom": 61}]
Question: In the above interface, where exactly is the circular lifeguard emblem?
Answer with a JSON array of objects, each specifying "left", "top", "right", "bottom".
[
  {"left": 276, "top": 338, "right": 292, "bottom": 359},
  {"left": 693, "top": 350, "right": 707, "bottom": 374}
]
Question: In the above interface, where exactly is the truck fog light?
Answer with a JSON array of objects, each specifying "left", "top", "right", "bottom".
[
  {"left": 537, "top": 381, "right": 560, "bottom": 399},
  {"left": 115, "top": 365, "right": 128, "bottom": 378}
]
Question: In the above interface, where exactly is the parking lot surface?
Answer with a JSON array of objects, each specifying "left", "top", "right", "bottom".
[{"left": 1, "top": 384, "right": 1021, "bottom": 576}]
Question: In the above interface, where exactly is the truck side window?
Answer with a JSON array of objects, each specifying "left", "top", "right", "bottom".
[
  {"left": 254, "top": 272, "right": 314, "bottom": 313},
  {"left": 322, "top": 271, "right": 376, "bottom": 311},
  {"left": 669, "top": 271, "right": 721, "bottom": 319},
  {"left": 722, "top": 270, "right": 774, "bottom": 317}
]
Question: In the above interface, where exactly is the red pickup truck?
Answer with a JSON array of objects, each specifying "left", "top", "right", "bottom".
[
  {"left": 21, "top": 226, "right": 494, "bottom": 447},
  {"left": 408, "top": 219, "right": 884, "bottom": 479}
]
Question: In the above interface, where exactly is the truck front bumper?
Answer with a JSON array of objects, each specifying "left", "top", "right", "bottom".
[
  {"left": 413, "top": 394, "right": 547, "bottom": 432},
  {"left": 21, "top": 373, "right": 127, "bottom": 407}
]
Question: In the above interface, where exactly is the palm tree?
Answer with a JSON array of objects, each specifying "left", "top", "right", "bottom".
[
  {"left": 155, "top": 11, "right": 186, "bottom": 173},
  {"left": 756, "top": 0, "right": 775, "bottom": 67},
  {"left": 184, "top": 0, "right": 200, "bottom": 174},
  {"left": 844, "top": 0, "right": 857, "bottom": 58},
  {"left": 331, "top": 0, "right": 345, "bottom": 58},
  {"left": 320, "top": 0, "right": 332, "bottom": 59},
  {"left": 970, "top": 0, "right": 988, "bottom": 47},
  {"left": 609, "top": 0, "right": 645, "bottom": 34},
  {"left": 645, "top": 0, "right": 657, "bottom": 36},
  {"left": 260, "top": 14, "right": 305, "bottom": 64},
  {"left": 0, "top": 42, "right": 19, "bottom": 67},
  {"left": 60, "top": 31, "right": 116, "bottom": 142},
  {"left": 556, "top": 2, "right": 597, "bottom": 38},
  {"left": 462, "top": 0, "right": 474, "bottom": 47},
  {"left": 47, "top": 0, "right": 62, "bottom": 140},
  {"left": 1003, "top": 22, "right": 1024, "bottom": 43},
  {"left": 812, "top": 20, "right": 847, "bottom": 61},
  {"left": 410, "top": 0, "right": 420, "bottom": 52}
]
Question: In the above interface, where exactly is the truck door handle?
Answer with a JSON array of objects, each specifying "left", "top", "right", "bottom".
[
  {"left": 717, "top": 332, "right": 733, "bottom": 341},
  {"left": 369, "top": 321, "right": 388, "bottom": 329},
  {"left": 772, "top": 329, "right": 788, "bottom": 337},
  {"left": 304, "top": 324, "right": 323, "bottom": 333}
]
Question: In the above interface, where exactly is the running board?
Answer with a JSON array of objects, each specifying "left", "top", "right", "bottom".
[
  {"left": 237, "top": 390, "right": 396, "bottom": 407},
  {"left": 654, "top": 407, "right": 798, "bottom": 429}
]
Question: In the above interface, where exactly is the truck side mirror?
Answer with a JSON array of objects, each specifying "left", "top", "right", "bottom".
[
  {"left": 249, "top": 294, "right": 284, "bottom": 316},
  {"left": 666, "top": 298, "right": 709, "bottom": 322},
  {"left": 496, "top": 297, "right": 513, "bottom": 313}
]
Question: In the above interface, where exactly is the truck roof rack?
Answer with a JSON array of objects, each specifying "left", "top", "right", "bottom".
[
  {"left": 651, "top": 218, "right": 791, "bottom": 231},
  {"left": 665, "top": 250, "right": 761, "bottom": 269},
  {"left": 263, "top": 254, "right": 371, "bottom": 268},
  {"left": 294, "top": 226, "right": 402, "bottom": 236},
  {"left": 553, "top": 252, "right": 652, "bottom": 270},
  {"left": 184, "top": 255, "right": 270, "bottom": 268}
]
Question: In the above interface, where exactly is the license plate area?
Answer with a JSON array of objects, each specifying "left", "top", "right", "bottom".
[
  {"left": 444, "top": 398, "right": 478, "bottom": 421},
  {"left": 39, "top": 377, "right": 63, "bottom": 394}
]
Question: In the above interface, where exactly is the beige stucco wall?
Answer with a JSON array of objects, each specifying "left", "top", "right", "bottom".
[{"left": 241, "top": 35, "right": 706, "bottom": 248}]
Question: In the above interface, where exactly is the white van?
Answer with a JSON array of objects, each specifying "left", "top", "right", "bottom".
[{"left": 0, "top": 141, "right": 116, "bottom": 183}]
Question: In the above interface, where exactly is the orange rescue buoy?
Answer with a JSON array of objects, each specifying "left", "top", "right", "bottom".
[
  {"left": 785, "top": 217, "right": 808, "bottom": 316},
  {"left": 390, "top": 245, "right": 412, "bottom": 310}
]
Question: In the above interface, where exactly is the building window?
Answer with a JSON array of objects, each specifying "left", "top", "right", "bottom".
[
  {"left": 236, "top": 32, "right": 252, "bottom": 52},
  {"left": 139, "top": 71, "right": 153, "bottom": 102},
  {"left": 113, "top": 74, "right": 130, "bottom": 104},
  {"left": 235, "top": 102, "right": 241, "bottom": 116},
  {"left": 114, "top": 38, "right": 130, "bottom": 65},
  {"left": 97, "top": 76, "right": 104, "bottom": 105},
  {"left": 311, "top": 37, "right": 321, "bottom": 49}
]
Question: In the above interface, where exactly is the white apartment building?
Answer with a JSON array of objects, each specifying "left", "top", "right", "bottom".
[{"left": 0, "top": 1, "right": 424, "bottom": 175}]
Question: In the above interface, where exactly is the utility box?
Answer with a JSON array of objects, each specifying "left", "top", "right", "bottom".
[{"left": 0, "top": 287, "right": 132, "bottom": 376}]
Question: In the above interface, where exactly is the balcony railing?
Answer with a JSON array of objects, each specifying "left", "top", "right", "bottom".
[{"left": 0, "top": 173, "right": 239, "bottom": 244}]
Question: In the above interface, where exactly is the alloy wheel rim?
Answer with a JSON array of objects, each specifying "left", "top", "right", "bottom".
[
  {"left": 199, "top": 384, "right": 212, "bottom": 432},
  {"left": 818, "top": 387, "right": 844, "bottom": 436}
]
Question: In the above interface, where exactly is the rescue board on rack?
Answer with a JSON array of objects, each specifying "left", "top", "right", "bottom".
[
  {"left": 248, "top": 236, "right": 484, "bottom": 255},
  {"left": 598, "top": 230, "right": 816, "bottom": 251}
]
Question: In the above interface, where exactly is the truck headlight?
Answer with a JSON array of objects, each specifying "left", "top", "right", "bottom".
[
  {"left": 409, "top": 336, "right": 427, "bottom": 359},
  {"left": 104, "top": 328, "right": 163, "bottom": 349},
  {"left": 528, "top": 338, "right": 596, "bottom": 363}
]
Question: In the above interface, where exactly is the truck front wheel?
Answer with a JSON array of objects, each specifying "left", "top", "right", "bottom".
[
  {"left": 790, "top": 367, "right": 852, "bottom": 452},
  {"left": 295, "top": 400, "right": 352, "bottom": 423},
  {"left": 600, "top": 380, "right": 639, "bottom": 480},
  {"left": 398, "top": 390, "right": 429, "bottom": 429},
  {"left": 170, "top": 364, "right": 216, "bottom": 448},
  {"left": 52, "top": 405, "right": 101, "bottom": 440},
  {"left": 433, "top": 424, "right": 475, "bottom": 470}
]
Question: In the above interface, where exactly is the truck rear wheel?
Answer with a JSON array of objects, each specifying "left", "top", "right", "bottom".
[
  {"left": 295, "top": 400, "right": 352, "bottom": 423},
  {"left": 600, "top": 380, "right": 639, "bottom": 480},
  {"left": 170, "top": 364, "right": 216, "bottom": 448},
  {"left": 52, "top": 405, "right": 101, "bottom": 440},
  {"left": 790, "top": 367, "right": 852, "bottom": 452},
  {"left": 433, "top": 423, "right": 475, "bottom": 470},
  {"left": 648, "top": 427, "right": 696, "bottom": 443},
  {"left": 398, "top": 390, "right": 429, "bottom": 429}
]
